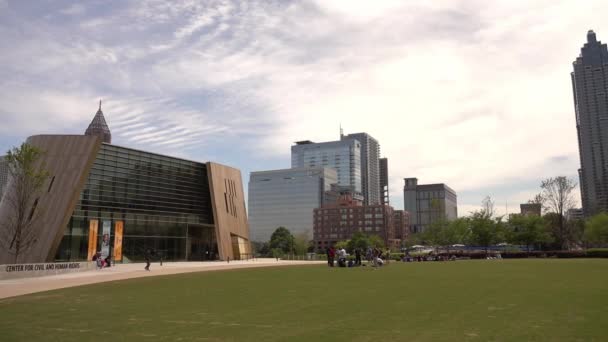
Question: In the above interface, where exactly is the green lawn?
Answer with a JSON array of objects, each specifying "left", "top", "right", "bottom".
[{"left": 1, "top": 259, "right": 607, "bottom": 341}]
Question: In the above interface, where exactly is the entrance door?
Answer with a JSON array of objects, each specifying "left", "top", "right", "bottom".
[{"left": 187, "top": 225, "right": 218, "bottom": 261}]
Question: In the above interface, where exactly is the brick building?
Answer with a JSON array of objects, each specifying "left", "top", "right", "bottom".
[
  {"left": 393, "top": 210, "right": 410, "bottom": 243},
  {"left": 313, "top": 194, "right": 402, "bottom": 251}
]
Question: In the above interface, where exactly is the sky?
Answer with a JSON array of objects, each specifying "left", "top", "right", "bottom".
[{"left": 0, "top": 0, "right": 606, "bottom": 217}]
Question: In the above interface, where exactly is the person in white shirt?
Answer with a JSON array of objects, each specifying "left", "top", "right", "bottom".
[{"left": 338, "top": 248, "right": 347, "bottom": 267}]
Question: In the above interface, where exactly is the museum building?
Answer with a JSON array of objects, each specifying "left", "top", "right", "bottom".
[{"left": 0, "top": 103, "right": 251, "bottom": 264}]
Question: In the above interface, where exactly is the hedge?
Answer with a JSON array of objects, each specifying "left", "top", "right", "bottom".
[
  {"left": 315, "top": 249, "right": 608, "bottom": 261},
  {"left": 395, "top": 250, "right": 608, "bottom": 259},
  {"left": 586, "top": 248, "right": 608, "bottom": 258}
]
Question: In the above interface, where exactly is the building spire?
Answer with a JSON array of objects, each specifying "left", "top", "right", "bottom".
[{"left": 85, "top": 100, "right": 112, "bottom": 144}]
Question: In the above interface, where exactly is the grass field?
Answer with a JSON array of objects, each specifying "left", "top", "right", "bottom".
[{"left": 1, "top": 259, "right": 607, "bottom": 341}]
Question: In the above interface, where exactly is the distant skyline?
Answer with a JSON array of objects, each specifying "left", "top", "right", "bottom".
[{"left": 1, "top": 1, "right": 607, "bottom": 216}]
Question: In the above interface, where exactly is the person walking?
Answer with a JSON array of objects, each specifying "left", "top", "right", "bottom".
[
  {"left": 328, "top": 246, "right": 336, "bottom": 267},
  {"left": 355, "top": 248, "right": 362, "bottom": 266},
  {"left": 144, "top": 249, "right": 151, "bottom": 271}
]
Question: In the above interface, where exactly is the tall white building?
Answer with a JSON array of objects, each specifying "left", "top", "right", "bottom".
[
  {"left": 291, "top": 140, "right": 361, "bottom": 194},
  {"left": 341, "top": 132, "right": 381, "bottom": 205},
  {"left": 248, "top": 167, "right": 337, "bottom": 242}
]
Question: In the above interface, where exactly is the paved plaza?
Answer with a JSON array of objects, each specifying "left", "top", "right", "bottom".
[{"left": 0, "top": 259, "right": 323, "bottom": 299}]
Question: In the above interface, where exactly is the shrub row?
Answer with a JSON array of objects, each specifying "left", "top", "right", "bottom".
[
  {"left": 406, "top": 250, "right": 606, "bottom": 259},
  {"left": 316, "top": 249, "right": 608, "bottom": 260}
]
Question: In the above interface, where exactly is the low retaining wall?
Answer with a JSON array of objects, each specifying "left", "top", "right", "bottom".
[{"left": 0, "top": 261, "right": 95, "bottom": 280}]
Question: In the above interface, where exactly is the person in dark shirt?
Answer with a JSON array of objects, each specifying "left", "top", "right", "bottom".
[
  {"left": 328, "top": 246, "right": 336, "bottom": 267},
  {"left": 144, "top": 249, "right": 151, "bottom": 271},
  {"left": 355, "top": 248, "right": 362, "bottom": 266}
]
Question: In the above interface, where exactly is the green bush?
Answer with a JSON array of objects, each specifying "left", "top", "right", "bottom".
[
  {"left": 586, "top": 248, "right": 608, "bottom": 258},
  {"left": 553, "top": 250, "right": 586, "bottom": 258}
]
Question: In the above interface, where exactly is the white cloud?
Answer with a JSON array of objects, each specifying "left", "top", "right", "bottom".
[
  {"left": 60, "top": 3, "right": 86, "bottom": 16},
  {"left": 1, "top": 0, "right": 602, "bottom": 213}
]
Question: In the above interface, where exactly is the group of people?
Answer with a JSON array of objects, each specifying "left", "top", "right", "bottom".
[
  {"left": 326, "top": 246, "right": 390, "bottom": 268},
  {"left": 92, "top": 252, "right": 112, "bottom": 269},
  {"left": 92, "top": 249, "right": 159, "bottom": 271},
  {"left": 400, "top": 253, "right": 457, "bottom": 262}
]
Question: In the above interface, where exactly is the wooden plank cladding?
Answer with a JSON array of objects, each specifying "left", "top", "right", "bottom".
[
  {"left": 0, "top": 135, "right": 102, "bottom": 264},
  {"left": 206, "top": 162, "right": 251, "bottom": 260}
]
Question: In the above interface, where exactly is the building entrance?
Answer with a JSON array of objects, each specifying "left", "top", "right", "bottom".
[{"left": 187, "top": 224, "right": 218, "bottom": 261}]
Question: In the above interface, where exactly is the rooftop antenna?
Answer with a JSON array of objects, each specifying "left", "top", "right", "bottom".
[
  {"left": 340, "top": 123, "right": 344, "bottom": 139},
  {"left": 99, "top": 99, "right": 102, "bottom": 111}
]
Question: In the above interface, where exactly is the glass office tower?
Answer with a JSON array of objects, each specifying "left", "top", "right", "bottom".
[
  {"left": 248, "top": 167, "right": 337, "bottom": 241},
  {"left": 291, "top": 140, "right": 361, "bottom": 194},
  {"left": 341, "top": 132, "right": 381, "bottom": 205},
  {"left": 572, "top": 30, "right": 608, "bottom": 216}
]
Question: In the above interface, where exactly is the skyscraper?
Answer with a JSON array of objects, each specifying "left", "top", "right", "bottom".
[
  {"left": 291, "top": 140, "right": 361, "bottom": 194},
  {"left": 248, "top": 167, "right": 337, "bottom": 241},
  {"left": 379, "top": 157, "right": 389, "bottom": 205},
  {"left": 341, "top": 132, "right": 381, "bottom": 205},
  {"left": 572, "top": 30, "right": 608, "bottom": 216},
  {"left": 85, "top": 100, "right": 112, "bottom": 144}
]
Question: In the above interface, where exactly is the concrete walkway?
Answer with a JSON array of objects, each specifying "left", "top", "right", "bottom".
[{"left": 0, "top": 259, "right": 324, "bottom": 300}]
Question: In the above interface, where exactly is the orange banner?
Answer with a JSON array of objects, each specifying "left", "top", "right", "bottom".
[
  {"left": 113, "top": 221, "right": 124, "bottom": 262},
  {"left": 87, "top": 220, "right": 99, "bottom": 261}
]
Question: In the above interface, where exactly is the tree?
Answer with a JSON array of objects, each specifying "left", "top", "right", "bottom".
[
  {"left": 271, "top": 248, "right": 282, "bottom": 259},
  {"left": 404, "top": 233, "right": 423, "bottom": 248},
  {"left": 420, "top": 217, "right": 449, "bottom": 246},
  {"left": 584, "top": 213, "right": 608, "bottom": 246},
  {"left": 507, "top": 214, "right": 551, "bottom": 251},
  {"left": 443, "top": 218, "right": 471, "bottom": 246},
  {"left": 334, "top": 240, "right": 349, "bottom": 250},
  {"left": 368, "top": 234, "right": 385, "bottom": 249},
  {"left": 251, "top": 241, "right": 270, "bottom": 257},
  {"left": 0, "top": 143, "right": 49, "bottom": 263},
  {"left": 469, "top": 210, "right": 504, "bottom": 255},
  {"left": 347, "top": 231, "right": 370, "bottom": 252},
  {"left": 269, "top": 227, "right": 295, "bottom": 254},
  {"left": 528, "top": 193, "right": 545, "bottom": 208},
  {"left": 540, "top": 177, "right": 577, "bottom": 249},
  {"left": 293, "top": 233, "right": 310, "bottom": 255},
  {"left": 482, "top": 195, "right": 495, "bottom": 218}
]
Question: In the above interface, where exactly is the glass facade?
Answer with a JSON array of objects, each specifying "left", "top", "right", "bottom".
[
  {"left": 341, "top": 133, "right": 381, "bottom": 205},
  {"left": 54, "top": 144, "right": 217, "bottom": 262},
  {"left": 403, "top": 178, "right": 457, "bottom": 233},
  {"left": 572, "top": 30, "right": 608, "bottom": 216},
  {"left": 291, "top": 140, "right": 361, "bottom": 193},
  {"left": 248, "top": 167, "right": 337, "bottom": 242}
]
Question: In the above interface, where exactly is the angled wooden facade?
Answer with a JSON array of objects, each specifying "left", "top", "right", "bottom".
[
  {"left": 206, "top": 162, "right": 251, "bottom": 260},
  {"left": 0, "top": 135, "right": 102, "bottom": 264}
]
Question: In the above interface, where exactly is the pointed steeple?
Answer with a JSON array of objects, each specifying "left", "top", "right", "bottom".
[{"left": 85, "top": 99, "right": 112, "bottom": 144}]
